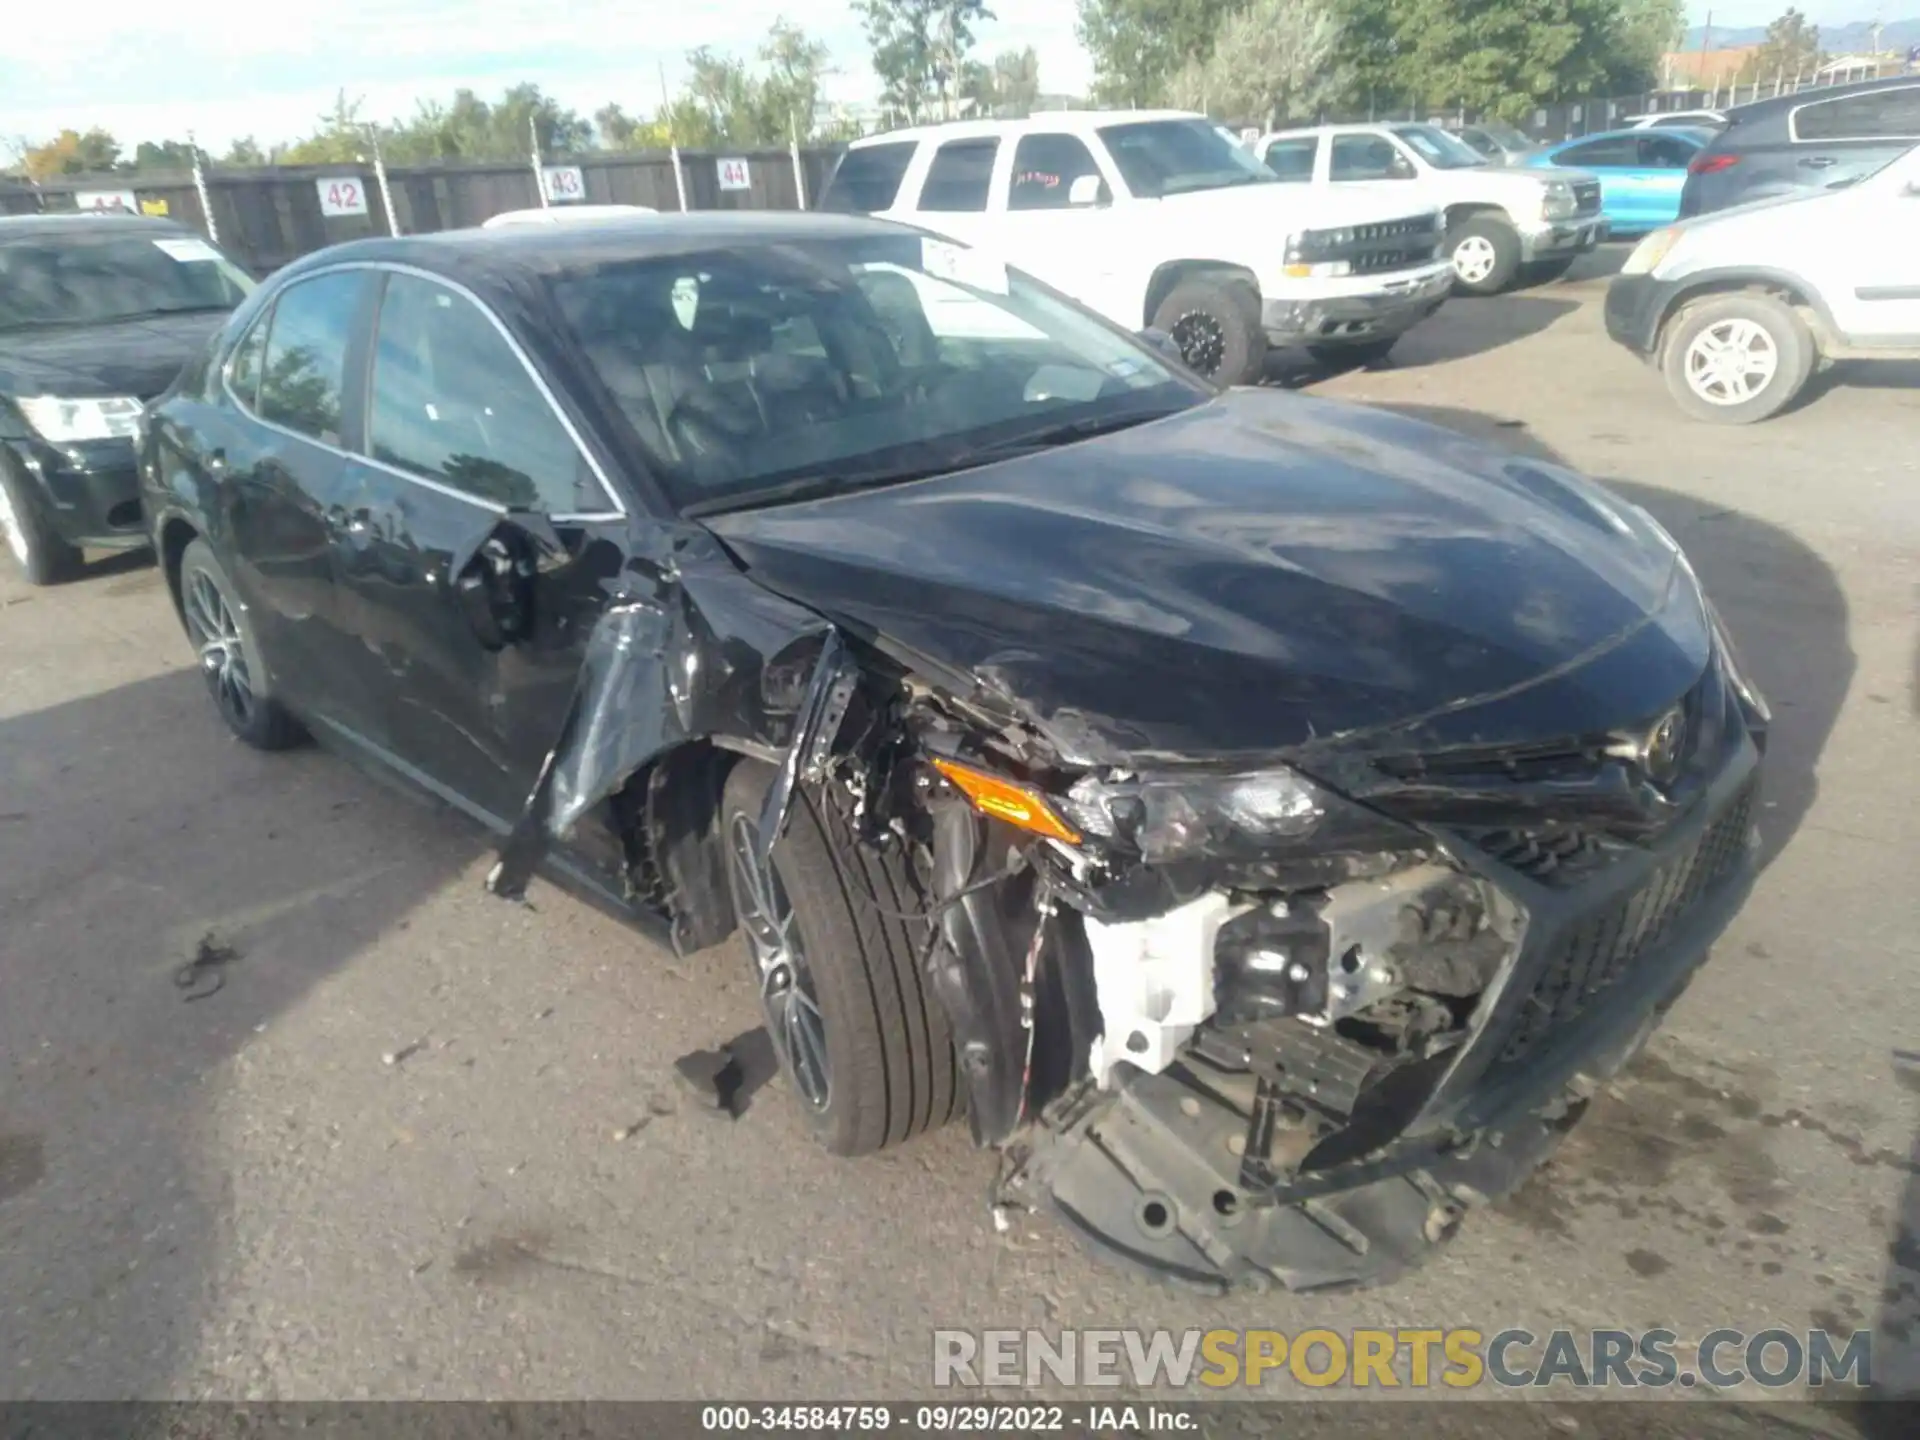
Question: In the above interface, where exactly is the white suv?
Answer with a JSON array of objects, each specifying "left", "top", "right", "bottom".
[
  {"left": 1255, "top": 123, "right": 1607, "bottom": 295},
  {"left": 821, "top": 111, "right": 1454, "bottom": 384}
]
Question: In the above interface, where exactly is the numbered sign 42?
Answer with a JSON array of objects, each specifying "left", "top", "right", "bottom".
[
  {"left": 715, "top": 157, "right": 752, "bottom": 192},
  {"left": 317, "top": 177, "right": 369, "bottom": 218},
  {"left": 541, "top": 166, "right": 585, "bottom": 203}
]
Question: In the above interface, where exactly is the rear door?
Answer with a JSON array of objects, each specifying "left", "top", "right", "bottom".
[
  {"left": 1548, "top": 134, "right": 1646, "bottom": 228},
  {"left": 324, "top": 269, "right": 629, "bottom": 824},
  {"left": 1258, "top": 135, "right": 1321, "bottom": 184},
  {"left": 1630, "top": 132, "right": 1698, "bottom": 227},
  {"left": 1787, "top": 83, "right": 1920, "bottom": 196}
]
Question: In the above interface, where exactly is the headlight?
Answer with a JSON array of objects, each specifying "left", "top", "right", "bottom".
[
  {"left": 1283, "top": 227, "right": 1355, "bottom": 264},
  {"left": 1056, "top": 765, "right": 1414, "bottom": 865},
  {"left": 1540, "top": 182, "right": 1576, "bottom": 220},
  {"left": 1622, "top": 227, "right": 1681, "bottom": 276},
  {"left": 1706, "top": 600, "right": 1771, "bottom": 726},
  {"left": 17, "top": 395, "right": 144, "bottom": 443}
]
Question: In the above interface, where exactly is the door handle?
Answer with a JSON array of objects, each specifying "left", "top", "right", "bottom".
[{"left": 1799, "top": 156, "right": 1838, "bottom": 169}]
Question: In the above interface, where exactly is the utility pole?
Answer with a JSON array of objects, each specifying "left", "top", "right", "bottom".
[
  {"left": 530, "top": 112, "right": 548, "bottom": 208},
  {"left": 660, "top": 60, "right": 689, "bottom": 212}
]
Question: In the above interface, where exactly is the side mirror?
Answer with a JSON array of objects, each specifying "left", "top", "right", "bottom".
[
  {"left": 452, "top": 528, "right": 537, "bottom": 651},
  {"left": 1068, "top": 174, "right": 1109, "bottom": 208},
  {"left": 1138, "top": 326, "right": 1183, "bottom": 364}
]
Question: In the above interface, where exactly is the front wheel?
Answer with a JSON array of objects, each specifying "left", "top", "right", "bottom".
[
  {"left": 1445, "top": 218, "right": 1522, "bottom": 296},
  {"left": 1151, "top": 277, "right": 1268, "bottom": 386},
  {"left": 720, "top": 759, "right": 960, "bottom": 1156},
  {"left": 178, "top": 539, "right": 306, "bottom": 750},
  {"left": 1659, "top": 293, "right": 1814, "bottom": 424},
  {"left": 0, "top": 460, "right": 84, "bottom": 586}
]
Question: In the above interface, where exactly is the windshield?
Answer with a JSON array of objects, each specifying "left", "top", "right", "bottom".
[
  {"left": 1094, "top": 118, "right": 1276, "bottom": 197},
  {"left": 1391, "top": 125, "right": 1488, "bottom": 170},
  {"left": 550, "top": 232, "right": 1204, "bottom": 515},
  {"left": 0, "top": 231, "right": 254, "bottom": 332}
]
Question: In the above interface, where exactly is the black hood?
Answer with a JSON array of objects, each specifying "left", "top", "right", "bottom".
[
  {"left": 704, "top": 390, "right": 1712, "bottom": 765},
  {"left": 0, "top": 310, "right": 227, "bottom": 401}
]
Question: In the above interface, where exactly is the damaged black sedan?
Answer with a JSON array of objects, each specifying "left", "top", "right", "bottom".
[{"left": 138, "top": 214, "right": 1769, "bottom": 1292}]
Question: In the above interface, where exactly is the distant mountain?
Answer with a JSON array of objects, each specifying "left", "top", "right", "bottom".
[{"left": 1681, "top": 18, "right": 1920, "bottom": 53}]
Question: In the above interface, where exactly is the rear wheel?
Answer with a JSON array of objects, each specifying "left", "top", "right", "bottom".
[
  {"left": 1659, "top": 293, "right": 1814, "bottom": 424},
  {"left": 178, "top": 539, "right": 306, "bottom": 750},
  {"left": 1151, "top": 277, "right": 1267, "bottom": 386},
  {"left": 1445, "top": 217, "right": 1522, "bottom": 296},
  {"left": 720, "top": 759, "right": 960, "bottom": 1156},
  {"left": 0, "top": 460, "right": 84, "bottom": 586}
]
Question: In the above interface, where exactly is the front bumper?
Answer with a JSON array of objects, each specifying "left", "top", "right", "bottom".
[
  {"left": 1261, "top": 264, "right": 1454, "bottom": 347},
  {"left": 1, "top": 436, "right": 147, "bottom": 549},
  {"left": 1009, "top": 737, "right": 1763, "bottom": 1293},
  {"left": 1518, "top": 214, "right": 1609, "bottom": 261},
  {"left": 1604, "top": 271, "right": 1679, "bottom": 356}
]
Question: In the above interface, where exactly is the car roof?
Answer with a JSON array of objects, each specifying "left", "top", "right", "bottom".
[
  {"left": 1263, "top": 122, "right": 1432, "bottom": 139},
  {"left": 1550, "top": 126, "right": 1708, "bottom": 147},
  {"left": 276, "top": 210, "right": 915, "bottom": 291},
  {"left": 0, "top": 213, "right": 194, "bottom": 241},
  {"left": 1726, "top": 72, "right": 1920, "bottom": 120},
  {"left": 848, "top": 110, "right": 1201, "bottom": 147}
]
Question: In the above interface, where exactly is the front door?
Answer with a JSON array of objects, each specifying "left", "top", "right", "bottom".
[
  {"left": 324, "top": 270, "right": 630, "bottom": 824},
  {"left": 985, "top": 132, "right": 1130, "bottom": 325}
]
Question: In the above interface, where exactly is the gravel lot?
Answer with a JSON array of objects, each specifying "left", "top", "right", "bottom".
[{"left": 2, "top": 250, "right": 1916, "bottom": 1414}]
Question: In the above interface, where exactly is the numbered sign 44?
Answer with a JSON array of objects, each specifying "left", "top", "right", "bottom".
[
  {"left": 715, "top": 157, "right": 753, "bottom": 192},
  {"left": 317, "top": 177, "right": 369, "bottom": 218},
  {"left": 542, "top": 166, "right": 585, "bottom": 203}
]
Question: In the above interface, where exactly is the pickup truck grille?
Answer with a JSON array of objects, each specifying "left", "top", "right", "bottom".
[
  {"left": 1332, "top": 214, "right": 1440, "bottom": 275},
  {"left": 1573, "top": 180, "right": 1602, "bottom": 217}
]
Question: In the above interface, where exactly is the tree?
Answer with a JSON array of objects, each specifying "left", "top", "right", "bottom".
[
  {"left": 221, "top": 137, "right": 268, "bottom": 166},
  {"left": 1077, "top": 0, "right": 1235, "bottom": 108},
  {"left": 281, "top": 91, "right": 369, "bottom": 165},
  {"left": 760, "top": 19, "right": 834, "bottom": 138},
  {"left": 132, "top": 140, "right": 199, "bottom": 172},
  {"left": 1167, "top": 0, "right": 1338, "bottom": 125},
  {"left": 1611, "top": 0, "right": 1684, "bottom": 90},
  {"left": 23, "top": 128, "right": 122, "bottom": 179},
  {"left": 1752, "top": 8, "right": 1822, "bottom": 80},
  {"left": 859, "top": 0, "right": 994, "bottom": 124}
]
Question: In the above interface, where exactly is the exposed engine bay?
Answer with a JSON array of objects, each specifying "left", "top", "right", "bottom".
[{"left": 478, "top": 527, "right": 1769, "bottom": 1293}]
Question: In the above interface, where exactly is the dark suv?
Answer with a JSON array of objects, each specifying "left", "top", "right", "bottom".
[
  {"left": 1679, "top": 74, "right": 1920, "bottom": 217},
  {"left": 0, "top": 214, "right": 254, "bottom": 584}
]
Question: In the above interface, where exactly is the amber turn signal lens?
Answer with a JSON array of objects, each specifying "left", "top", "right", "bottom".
[{"left": 930, "top": 758, "right": 1081, "bottom": 845}]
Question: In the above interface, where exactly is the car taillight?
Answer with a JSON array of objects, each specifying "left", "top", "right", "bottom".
[{"left": 1688, "top": 153, "right": 1740, "bottom": 176}]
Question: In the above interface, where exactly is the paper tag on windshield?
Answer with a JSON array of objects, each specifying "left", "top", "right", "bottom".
[
  {"left": 921, "top": 237, "right": 1009, "bottom": 295},
  {"left": 152, "top": 237, "right": 221, "bottom": 263}
]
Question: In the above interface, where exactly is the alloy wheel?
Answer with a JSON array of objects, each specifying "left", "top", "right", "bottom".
[
  {"left": 183, "top": 568, "right": 255, "bottom": 729},
  {"left": 1683, "top": 319, "right": 1779, "bottom": 406},
  {"left": 726, "top": 810, "right": 831, "bottom": 1109},
  {"left": 0, "top": 481, "right": 27, "bottom": 566},
  {"left": 1452, "top": 235, "right": 1498, "bottom": 286},
  {"left": 1170, "top": 309, "right": 1227, "bottom": 377}
]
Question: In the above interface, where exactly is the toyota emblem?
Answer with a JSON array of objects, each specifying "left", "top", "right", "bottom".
[{"left": 1642, "top": 707, "right": 1687, "bottom": 783}]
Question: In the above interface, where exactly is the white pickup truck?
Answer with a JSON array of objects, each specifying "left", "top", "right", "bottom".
[
  {"left": 1254, "top": 123, "right": 1608, "bottom": 295},
  {"left": 821, "top": 111, "right": 1455, "bottom": 384}
]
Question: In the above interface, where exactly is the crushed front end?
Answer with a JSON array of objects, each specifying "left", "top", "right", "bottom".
[{"left": 859, "top": 625, "right": 1770, "bottom": 1294}]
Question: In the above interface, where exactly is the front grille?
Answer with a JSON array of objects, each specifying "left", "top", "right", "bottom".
[
  {"left": 1573, "top": 181, "right": 1602, "bottom": 217},
  {"left": 1351, "top": 216, "right": 1438, "bottom": 243},
  {"left": 1351, "top": 248, "right": 1430, "bottom": 273},
  {"left": 1490, "top": 776, "right": 1758, "bottom": 1066}
]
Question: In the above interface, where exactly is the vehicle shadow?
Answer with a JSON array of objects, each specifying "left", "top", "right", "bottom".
[
  {"left": 1563, "top": 243, "right": 1632, "bottom": 282},
  {"left": 1365, "top": 402, "right": 1853, "bottom": 875},
  {"left": 0, "top": 666, "right": 478, "bottom": 1398},
  {"left": 1270, "top": 294, "right": 1582, "bottom": 384}
]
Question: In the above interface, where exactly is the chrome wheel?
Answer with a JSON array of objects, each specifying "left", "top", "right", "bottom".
[
  {"left": 726, "top": 810, "right": 831, "bottom": 1109},
  {"left": 1683, "top": 318, "right": 1779, "bottom": 406},
  {"left": 1452, "top": 234, "right": 1498, "bottom": 286},
  {"left": 184, "top": 567, "right": 255, "bottom": 729},
  {"left": 1170, "top": 309, "right": 1227, "bottom": 377},
  {"left": 0, "top": 480, "right": 27, "bottom": 566}
]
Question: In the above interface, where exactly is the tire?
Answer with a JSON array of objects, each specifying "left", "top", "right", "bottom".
[
  {"left": 720, "top": 758, "right": 960, "bottom": 1157},
  {"left": 1445, "top": 217, "right": 1522, "bottom": 296},
  {"left": 1521, "top": 256, "right": 1576, "bottom": 285},
  {"left": 178, "top": 539, "right": 306, "bottom": 750},
  {"left": 1308, "top": 338, "right": 1397, "bottom": 372},
  {"left": 1658, "top": 292, "right": 1814, "bottom": 425},
  {"left": 1151, "top": 276, "right": 1267, "bottom": 386},
  {"left": 0, "top": 458, "right": 84, "bottom": 586}
]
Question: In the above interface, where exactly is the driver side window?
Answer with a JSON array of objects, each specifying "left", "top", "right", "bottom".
[
  {"left": 1330, "top": 135, "right": 1414, "bottom": 181},
  {"left": 1008, "top": 134, "right": 1104, "bottom": 210}
]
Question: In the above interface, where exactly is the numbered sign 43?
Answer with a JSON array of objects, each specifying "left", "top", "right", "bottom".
[
  {"left": 541, "top": 166, "right": 585, "bottom": 203},
  {"left": 317, "top": 177, "right": 368, "bottom": 217},
  {"left": 716, "top": 157, "right": 752, "bottom": 192}
]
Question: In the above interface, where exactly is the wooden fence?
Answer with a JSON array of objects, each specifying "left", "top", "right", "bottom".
[{"left": 0, "top": 147, "right": 844, "bottom": 276}]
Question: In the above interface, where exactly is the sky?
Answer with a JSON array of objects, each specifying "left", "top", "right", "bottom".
[{"left": 0, "top": 0, "right": 1896, "bottom": 154}]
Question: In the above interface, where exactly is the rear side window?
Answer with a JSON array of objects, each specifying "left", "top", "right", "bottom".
[
  {"left": 368, "top": 273, "right": 599, "bottom": 514},
  {"left": 918, "top": 138, "right": 999, "bottom": 212},
  {"left": 1792, "top": 86, "right": 1920, "bottom": 142},
  {"left": 256, "top": 271, "right": 368, "bottom": 445},
  {"left": 1008, "top": 134, "right": 1103, "bottom": 209},
  {"left": 819, "top": 142, "right": 917, "bottom": 213},
  {"left": 1262, "top": 137, "right": 1319, "bottom": 181},
  {"left": 1554, "top": 135, "right": 1639, "bottom": 167},
  {"left": 1638, "top": 134, "right": 1696, "bottom": 168}
]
